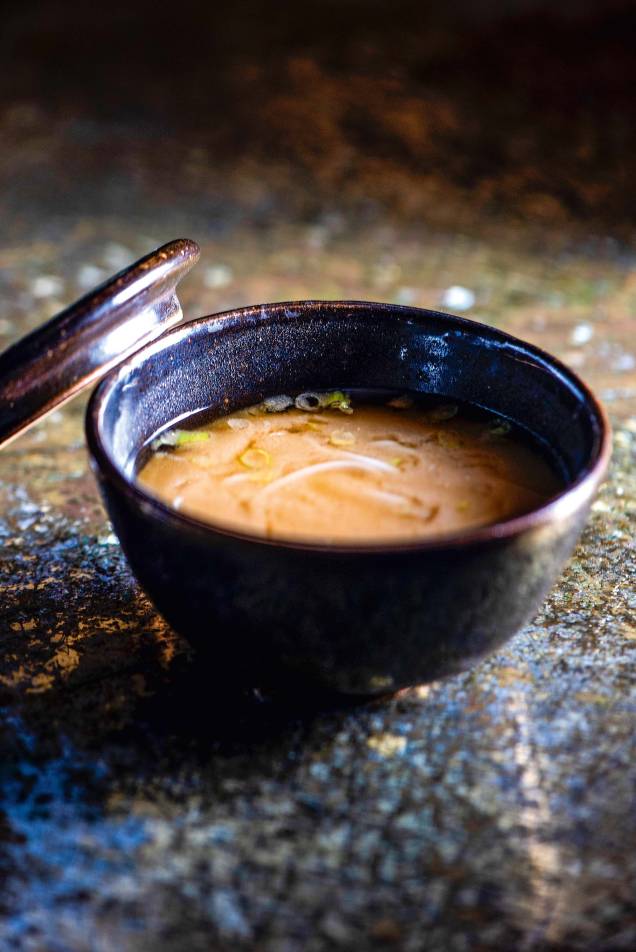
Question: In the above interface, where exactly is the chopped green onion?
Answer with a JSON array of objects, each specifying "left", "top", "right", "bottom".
[
  {"left": 295, "top": 390, "right": 353, "bottom": 413},
  {"left": 329, "top": 429, "right": 356, "bottom": 447},
  {"left": 321, "top": 390, "right": 352, "bottom": 411},
  {"left": 262, "top": 395, "right": 294, "bottom": 413},
  {"left": 239, "top": 447, "right": 272, "bottom": 468},
  {"left": 487, "top": 420, "right": 512, "bottom": 437},
  {"left": 295, "top": 392, "right": 323, "bottom": 411},
  {"left": 426, "top": 403, "right": 458, "bottom": 422},
  {"left": 151, "top": 429, "right": 210, "bottom": 450},
  {"left": 246, "top": 396, "right": 294, "bottom": 415},
  {"left": 174, "top": 431, "right": 210, "bottom": 445}
]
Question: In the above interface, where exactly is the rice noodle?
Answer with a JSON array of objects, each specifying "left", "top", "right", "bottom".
[
  {"left": 370, "top": 439, "right": 419, "bottom": 453},
  {"left": 225, "top": 471, "right": 275, "bottom": 486},
  {"left": 139, "top": 396, "right": 561, "bottom": 542},
  {"left": 363, "top": 488, "right": 415, "bottom": 508},
  {"left": 255, "top": 458, "right": 393, "bottom": 499},
  {"left": 335, "top": 451, "right": 396, "bottom": 473}
]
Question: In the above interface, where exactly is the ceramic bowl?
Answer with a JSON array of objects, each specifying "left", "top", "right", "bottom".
[{"left": 85, "top": 300, "right": 610, "bottom": 695}]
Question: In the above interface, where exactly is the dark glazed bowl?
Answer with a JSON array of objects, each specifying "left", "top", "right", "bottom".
[{"left": 86, "top": 301, "right": 610, "bottom": 696}]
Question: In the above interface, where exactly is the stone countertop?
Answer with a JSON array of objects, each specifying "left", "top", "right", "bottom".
[{"left": 1, "top": 3, "right": 636, "bottom": 949}]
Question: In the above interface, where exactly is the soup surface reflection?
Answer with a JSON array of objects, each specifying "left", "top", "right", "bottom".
[{"left": 137, "top": 391, "right": 561, "bottom": 543}]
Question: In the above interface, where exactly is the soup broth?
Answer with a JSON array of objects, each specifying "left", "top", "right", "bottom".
[{"left": 137, "top": 391, "right": 561, "bottom": 543}]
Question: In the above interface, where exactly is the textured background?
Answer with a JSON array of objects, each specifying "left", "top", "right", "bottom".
[{"left": 1, "top": 2, "right": 635, "bottom": 949}]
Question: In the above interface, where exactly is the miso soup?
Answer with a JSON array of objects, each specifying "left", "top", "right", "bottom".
[{"left": 137, "top": 390, "right": 562, "bottom": 543}]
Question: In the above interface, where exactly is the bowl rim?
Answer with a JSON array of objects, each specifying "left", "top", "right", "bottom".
[{"left": 86, "top": 299, "right": 612, "bottom": 555}]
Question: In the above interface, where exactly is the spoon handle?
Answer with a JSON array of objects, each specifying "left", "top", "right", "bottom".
[{"left": 0, "top": 239, "right": 200, "bottom": 448}]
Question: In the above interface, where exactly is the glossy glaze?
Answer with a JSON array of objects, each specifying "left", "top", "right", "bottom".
[{"left": 87, "top": 301, "right": 610, "bottom": 695}]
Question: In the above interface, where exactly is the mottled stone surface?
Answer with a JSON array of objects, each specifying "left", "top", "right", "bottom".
[{"left": 1, "top": 3, "right": 636, "bottom": 950}]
